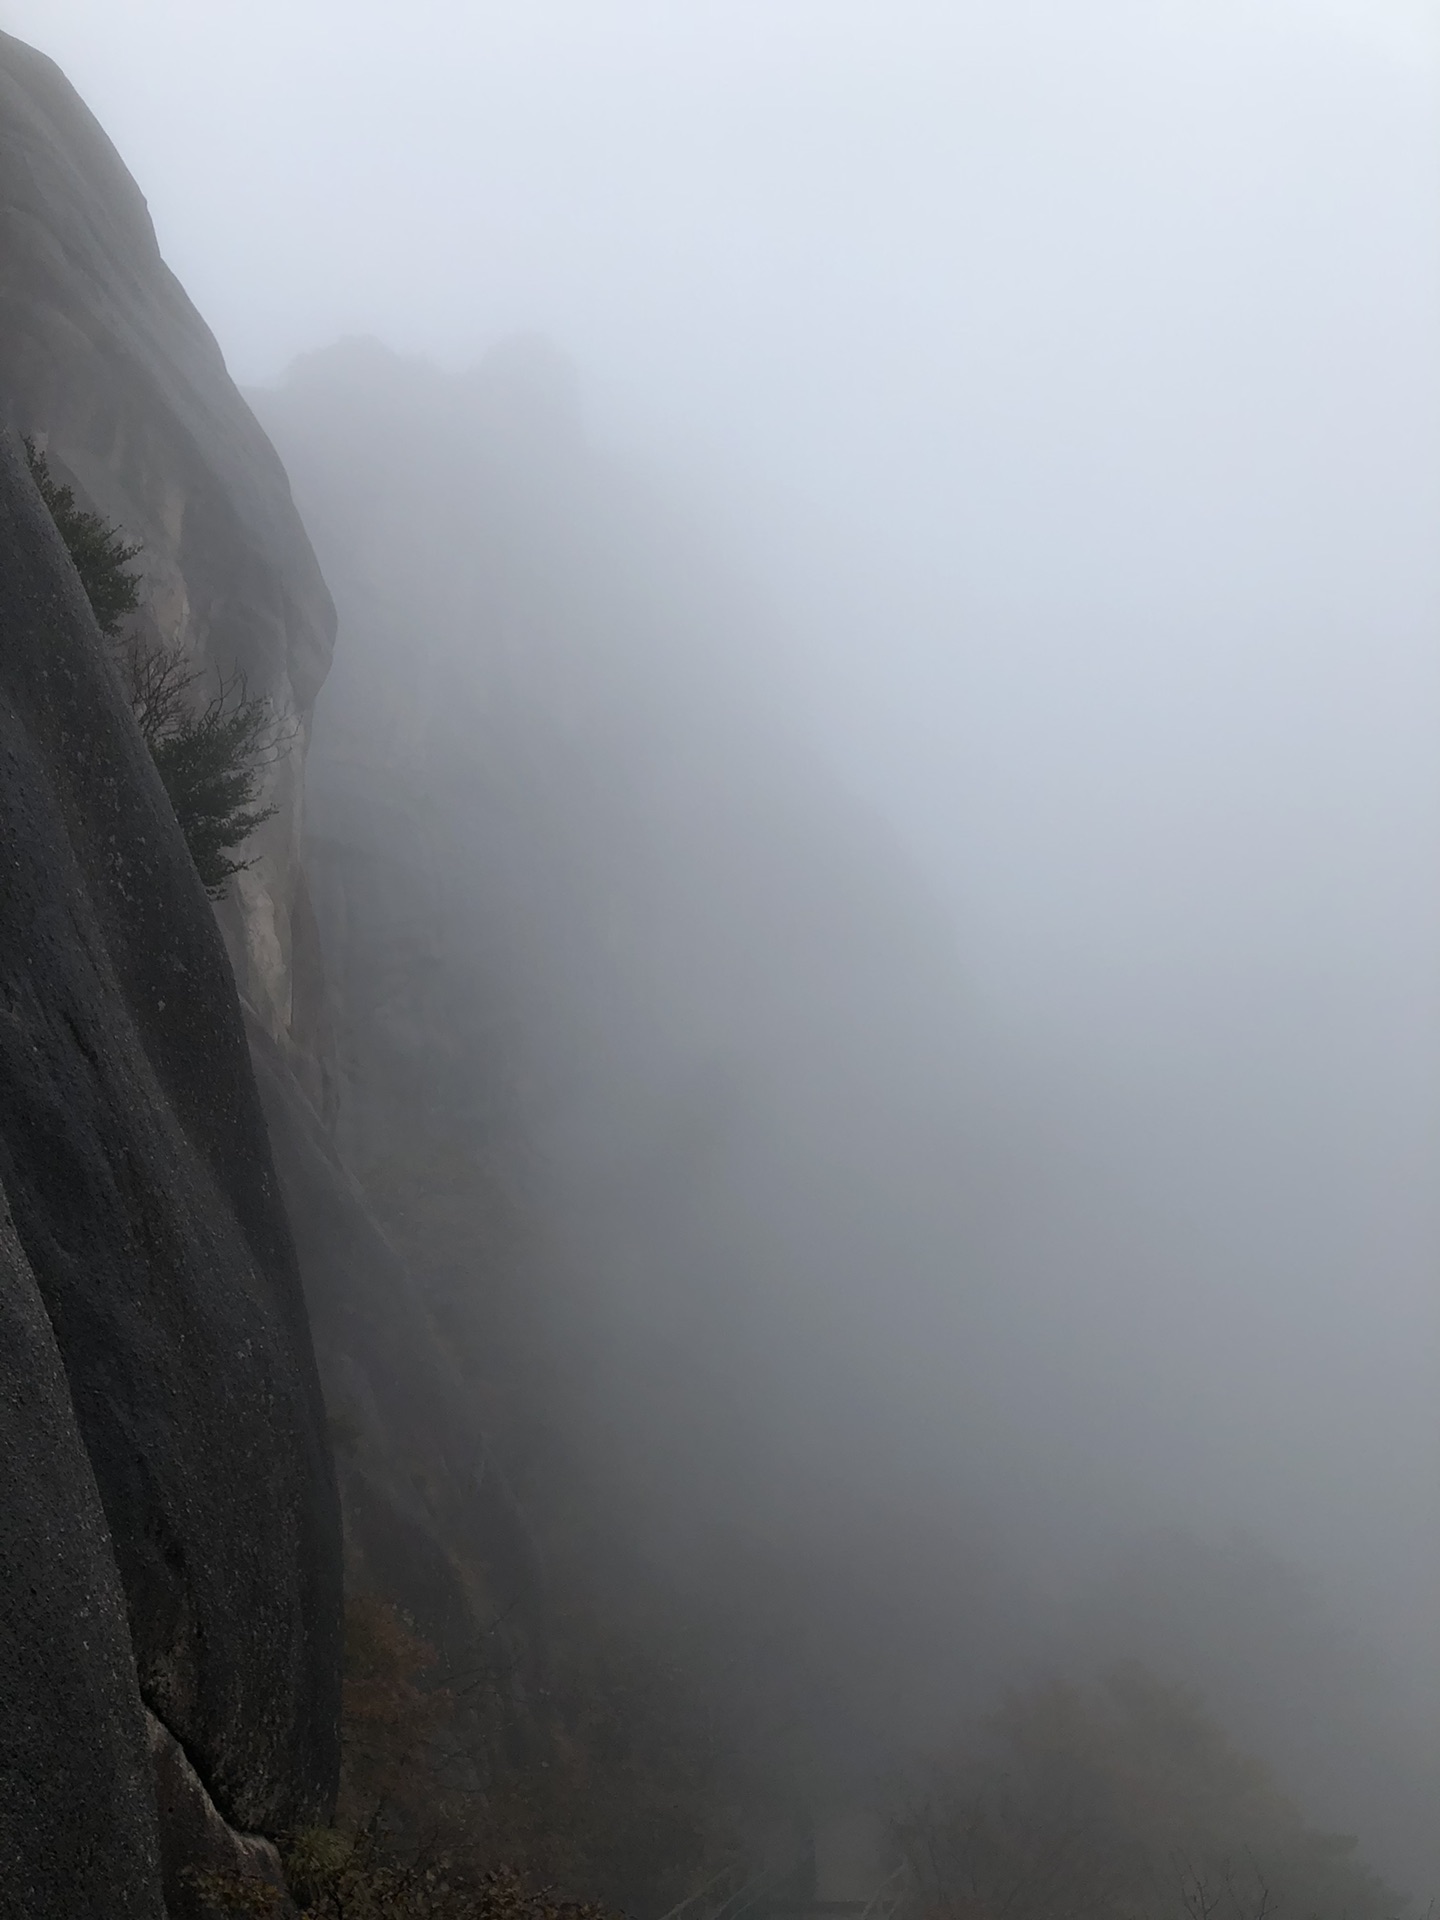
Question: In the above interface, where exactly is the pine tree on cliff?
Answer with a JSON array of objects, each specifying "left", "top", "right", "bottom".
[
  {"left": 23, "top": 437, "right": 140, "bottom": 635},
  {"left": 25, "top": 439, "right": 286, "bottom": 897}
]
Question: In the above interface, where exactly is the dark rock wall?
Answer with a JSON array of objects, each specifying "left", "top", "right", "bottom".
[
  {"left": 0, "top": 424, "right": 339, "bottom": 1894},
  {"left": 0, "top": 1187, "right": 165, "bottom": 1920}
]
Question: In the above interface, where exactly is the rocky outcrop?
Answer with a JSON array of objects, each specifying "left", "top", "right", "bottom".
[
  {"left": 0, "top": 30, "right": 336, "bottom": 1090},
  {"left": 0, "top": 419, "right": 339, "bottom": 1899}
]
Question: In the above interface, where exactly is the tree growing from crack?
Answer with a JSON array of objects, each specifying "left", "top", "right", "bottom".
[{"left": 26, "top": 438, "right": 289, "bottom": 897}]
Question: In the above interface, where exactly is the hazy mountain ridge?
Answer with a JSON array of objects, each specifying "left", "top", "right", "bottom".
[
  {"left": 243, "top": 338, "right": 1048, "bottom": 1890},
  {"left": 256, "top": 335, "right": 1440, "bottom": 1902}
]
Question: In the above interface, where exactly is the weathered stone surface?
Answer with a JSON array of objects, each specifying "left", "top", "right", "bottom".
[
  {"left": 0, "top": 29, "right": 336, "bottom": 1072},
  {"left": 0, "top": 1186, "right": 165, "bottom": 1920},
  {"left": 147, "top": 1712, "right": 297, "bottom": 1920},
  {"left": 0, "top": 429, "right": 341, "bottom": 1843}
]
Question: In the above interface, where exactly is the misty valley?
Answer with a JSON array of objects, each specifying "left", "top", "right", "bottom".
[{"left": 0, "top": 8, "right": 1436, "bottom": 1920}]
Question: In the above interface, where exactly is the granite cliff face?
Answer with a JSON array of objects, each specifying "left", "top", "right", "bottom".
[
  {"left": 0, "top": 424, "right": 339, "bottom": 1909},
  {"left": 0, "top": 1177, "right": 164, "bottom": 1918},
  {"left": 0, "top": 34, "right": 350, "bottom": 1914},
  {"left": 0, "top": 31, "right": 335, "bottom": 1086}
]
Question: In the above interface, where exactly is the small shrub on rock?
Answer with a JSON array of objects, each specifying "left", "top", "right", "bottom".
[
  {"left": 118, "top": 637, "right": 285, "bottom": 897},
  {"left": 23, "top": 438, "right": 140, "bottom": 635},
  {"left": 23, "top": 437, "right": 288, "bottom": 897}
]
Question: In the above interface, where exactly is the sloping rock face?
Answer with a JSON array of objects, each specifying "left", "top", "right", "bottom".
[
  {"left": 0, "top": 1190, "right": 165, "bottom": 1919},
  {"left": 0, "top": 429, "right": 339, "bottom": 1897},
  {"left": 0, "top": 30, "right": 336, "bottom": 1087},
  {"left": 0, "top": 35, "right": 541, "bottom": 1886}
]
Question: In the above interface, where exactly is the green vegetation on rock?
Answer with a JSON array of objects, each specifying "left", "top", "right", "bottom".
[
  {"left": 22, "top": 437, "right": 140, "bottom": 635},
  {"left": 24, "top": 437, "right": 284, "bottom": 896},
  {"left": 117, "top": 637, "right": 285, "bottom": 897}
]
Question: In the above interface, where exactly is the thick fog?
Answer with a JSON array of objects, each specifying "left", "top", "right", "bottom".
[{"left": 12, "top": 0, "right": 1440, "bottom": 1892}]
